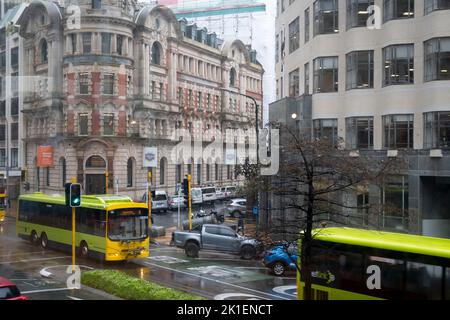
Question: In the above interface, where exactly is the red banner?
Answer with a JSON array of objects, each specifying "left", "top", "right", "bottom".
[{"left": 37, "top": 146, "right": 54, "bottom": 168}]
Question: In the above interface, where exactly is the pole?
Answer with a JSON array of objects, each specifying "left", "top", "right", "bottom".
[
  {"left": 71, "top": 176, "right": 76, "bottom": 272},
  {"left": 148, "top": 171, "right": 152, "bottom": 231},
  {"left": 188, "top": 174, "right": 192, "bottom": 231},
  {"left": 177, "top": 184, "right": 181, "bottom": 230},
  {"left": 105, "top": 171, "right": 109, "bottom": 194}
]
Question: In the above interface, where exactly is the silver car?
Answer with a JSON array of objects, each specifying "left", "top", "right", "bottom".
[
  {"left": 168, "top": 195, "right": 186, "bottom": 210},
  {"left": 226, "top": 198, "right": 247, "bottom": 218}
]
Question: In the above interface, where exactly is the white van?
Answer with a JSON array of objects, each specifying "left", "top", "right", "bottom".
[
  {"left": 190, "top": 188, "right": 203, "bottom": 205},
  {"left": 201, "top": 187, "right": 217, "bottom": 204},
  {"left": 222, "top": 186, "right": 237, "bottom": 199},
  {"left": 142, "top": 191, "right": 169, "bottom": 213}
]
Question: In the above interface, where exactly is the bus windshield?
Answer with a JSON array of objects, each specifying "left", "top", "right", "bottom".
[{"left": 108, "top": 208, "right": 148, "bottom": 241}]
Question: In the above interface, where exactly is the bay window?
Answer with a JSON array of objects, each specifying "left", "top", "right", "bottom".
[
  {"left": 383, "top": 114, "right": 414, "bottom": 149},
  {"left": 424, "top": 37, "right": 450, "bottom": 81},
  {"left": 383, "top": 44, "right": 414, "bottom": 86}
]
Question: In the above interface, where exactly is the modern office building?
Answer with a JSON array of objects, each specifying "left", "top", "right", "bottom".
[
  {"left": 271, "top": 0, "right": 450, "bottom": 238},
  {"left": 17, "top": 0, "right": 263, "bottom": 199}
]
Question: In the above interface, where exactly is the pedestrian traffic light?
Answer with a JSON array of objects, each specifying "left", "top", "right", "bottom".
[
  {"left": 65, "top": 183, "right": 82, "bottom": 207},
  {"left": 182, "top": 178, "right": 189, "bottom": 198}
]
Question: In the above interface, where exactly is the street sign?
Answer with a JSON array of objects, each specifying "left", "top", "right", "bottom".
[{"left": 253, "top": 206, "right": 259, "bottom": 216}]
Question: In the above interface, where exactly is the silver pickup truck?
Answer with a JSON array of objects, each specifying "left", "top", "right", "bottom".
[{"left": 171, "top": 224, "right": 261, "bottom": 260}]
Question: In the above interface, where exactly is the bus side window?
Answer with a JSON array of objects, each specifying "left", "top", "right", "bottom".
[{"left": 406, "top": 262, "right": 443, "bottom": 300}]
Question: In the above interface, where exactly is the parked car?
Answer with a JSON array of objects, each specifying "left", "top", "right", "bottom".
[
  {"left": 171, "top": 224, "right": 261, "bottom": 259},
  {"left": 190, "top": 188, "right": 203, "bottom": 205},
  {"left": 263, "top": 243, "right": 298, "bottom": 276},
  {"left": 226, "top": 198, "right": 247, "bottom": 217},
  {"left": 201, "top": 187, "right": 217, "bottom": 204},
  {"left": 0, "top": 277, "right": 28, "bottom": 300},
  {"left": 223, "top": 186, "right": 237, "bottom": 199},
  {"left": 142, "top": 191, "right": 169, "bottom": 213},
  {"left": 168, "top": 195, "right": 186, "bottom": 210}
]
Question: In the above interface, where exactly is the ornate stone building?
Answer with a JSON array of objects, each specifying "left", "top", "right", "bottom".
[{"left": 17, "top": 0, "right": 263, "bottom": 198}]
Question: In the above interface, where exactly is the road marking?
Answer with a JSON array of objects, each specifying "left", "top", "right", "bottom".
[
  {"left": 143, "top": 261, "right": 291, "bottom": 300},
  {"left": 0, "top": 251, "right": 46, "bottom": 258},
  {"left": 214, "top": 293, "right": 266, "bottom": 300},
  {"left": 273, "top": 285, "right": 297, "bottom": 297},
  {"left": 147, "top": 256, "right": 188, "bottom": 264},
  {"left": 67, "top": 296, "right": 83, "bottom": 300},
  {"left": 21, "top": 288, "right": 72, "bottom": 294},
  {"left": 0, "top": 256, "right": 70, "bottom": 265}
]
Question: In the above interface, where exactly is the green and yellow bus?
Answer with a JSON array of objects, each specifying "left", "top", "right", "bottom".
[
  {"left": 297, "top": 228, "right": 450, "bottom": 300},
  {"left": 0, "top": 193, "right": 5, "bottom": 223},
  {"left": 17, "top": 193, "right": 150, "bottom": 261}
]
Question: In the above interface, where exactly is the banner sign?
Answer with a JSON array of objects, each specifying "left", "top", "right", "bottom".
[
  {"left": 143, "top": 147, "right": 158, "bottom": 168},
  {"left": 37, "top": 146, "right": 54, "bottom": 168}
]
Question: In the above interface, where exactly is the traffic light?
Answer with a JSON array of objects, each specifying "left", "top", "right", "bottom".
[
  {"left": 182, "top": 178, "right": 189, "bottom": 198},
  {"left": 65, "top": 183, "right": 82, "bottom": 207}
]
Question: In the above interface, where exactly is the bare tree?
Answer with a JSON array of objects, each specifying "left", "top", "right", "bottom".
[{"left": 258, "top": 123, "right": 406, "bottom": 300}]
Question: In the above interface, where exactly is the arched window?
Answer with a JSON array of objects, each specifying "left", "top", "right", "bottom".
[
  {"left": 230, "top": 68, "right": 236, "bottom": 86},
  {"left": 151, "top": 42, "right": 162, "bottom": 65},
  {"left": 86, "top": 155, "right": 106, "bottom": 168},
  {"left": 40, "top": 39, "right": 48, "bottom": 63},
  {"left": 60, "top": 157, "right": 66, "bottom": 187},
  {"left": 160, "top": 158, "right": 166, "bottom": 185},
  {"left": 127, "top": 158, "right": 134, "bottom": 187}
]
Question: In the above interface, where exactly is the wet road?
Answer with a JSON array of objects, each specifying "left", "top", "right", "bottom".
[{"left": 0, "top": 216, "right": 296, "bottom": 300}]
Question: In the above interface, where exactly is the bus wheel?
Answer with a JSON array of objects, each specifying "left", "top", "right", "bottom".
[
  {"left": 30, "top": 231, "right": 39, "bottom": 245},
  {"left": 40, "top": 233, "right": 48, "bottom": 249},
  {"left": 79, "top": 241, "right": 89, "bottom": 258}
]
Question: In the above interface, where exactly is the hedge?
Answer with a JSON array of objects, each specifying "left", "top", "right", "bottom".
[{"left": 81, "top": 269, "right": 204, "bottom": 300}]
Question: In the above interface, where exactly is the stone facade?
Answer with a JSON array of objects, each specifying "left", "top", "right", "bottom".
[{"left": 17, "top": 0, "right": 263, "bottom": 199}]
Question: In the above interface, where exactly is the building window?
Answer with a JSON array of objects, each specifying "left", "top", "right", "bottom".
[
  {"left": 305, "top": 7, "right": 310, "bottom": 43},
  {"left": 313, "top": 119, "right": 338, "bottom": 146},
  {"left": 178, "top": 87, "right": 184, "bottom": 107},
  {"left": 70, "top": 34, "right": 77, "bottom": 54},
  {"left": 424, "top": 37, "right": 450, "bottom": 81},
  {"left": 0, "top": 101, "right": 5, "bottom": 117},
  {"left": 215, "top": 163, "right": 219, "bottom": 180},
  {"left": 288, "top": 68, "right": 300, "bottom": 97},
  {"left": 197, "top": 163, "right": 202, "bottom": 185},
  {"left": 92, "top": 0, "right": 101, "bottom": 9},
  {"left": 347, "top": 0, "right": 375, "bottom": 29},
  {"left": 383, "top": 114, "right": 414, "bottom": 149},
  {"left": 425, "top": 0, "right": 450, "bottom": 14},
  {"left": 384, "top": 0, "right": 414, "bottom": 22},
  {"left": 230, "top": 68, "right": 237, "bottom": 87},
  {"left": 346, "top": 50, "right": 374, "bottom": 89},
  {"left": 127, "top": 158, "right": 134, "bottom": 187},
  {"left": 160, "top": 158, "right": 166, "bottom": 185},
  {"left": 40, "top": 40, "right": 48, "bottom": 63},
  {"left": 275, "top": 34, "right": 280, "bottom": 63},
  {"left": 289, "top": 17, "right": 300, "bottom": 53},
  {"left": 227, "top": 165, "right": 232, "bottom": 180},
  {"left": 10, "top": 123, "right": 18, "bottom": 141},
  {"left": 313, "top": 56, "right": 338, "bottom": 93},
  {"left": 304, "top": 62, "right": 310, "bottom": 94},
  {"left": 197, "top": 92, "right": 202, "bottom": 109},
  {"left": 0, "top": 125, "right": 4, "bottom": 142},
  {"left": 151, "top": 42, "right": 162, "bottom": 65},
  {"left": 103, "top": 73, "right": 114, "bottom": 95},
  {"left": 383, "top": 44, "right": 414, "bottom": 86},
  {"left": 346, "top": 117, "right": 374, "bottom": 149},
  {"left": 79, "top": 73, "right": 89, "bottom": 94},
  {"left": 79, "top": 113, "right": 88, "bottom": 136},
  {"left": 11, "top": 72, "right": 18, "bottom": 96},
  {"left": 313, "top": 0, "right": 339, "bottom": 36},
  {"left": 103, "top": 113, "right": 114, "bottom": 136},
  {"left": 382, "top": 176, "right": 409, "bottom": 230},
  {"left": 11, "top": 47, "right": 19, "bottom": 66},
  {"left": 117, "top": 35, "right": 123, "bottom": 55},
  {"left": 101, "top": 33, "right": 111, "bottom": 54},
  {"left": 176, "top": 164, "right": 182, "bottom": 183},
  {"left": 10, "top": 148, "right": 18, "bottom": 168},
  {"left": 11, "top": 97, "right": 19, "bottom": 116},
  {"left": 206, "top": 164, "right": 211, "bottom": 182},
  {"left": 61, "top": 157, "right": 66, "bottom": 187},
  {"left": 82, "top": 33, "right": 92, "bottom": 54},
  {"left": 424, "top": 111, "right": 450, "bottom": 149},
  {"left": 0, "top": 149, "right": 5, "bottom": 167},
  {"left": 207, "top": 93, "right": 211, "bottom": 110}
]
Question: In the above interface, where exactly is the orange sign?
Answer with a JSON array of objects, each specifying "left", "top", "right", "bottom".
[{"left": 37, "top": 146, "right": 54, "bottom": 168}]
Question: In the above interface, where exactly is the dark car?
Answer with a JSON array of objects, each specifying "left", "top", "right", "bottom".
[
  {"left": 263, "top": 243, "right": 298, "bottom": 276},
  {"left": 0, "top": 277, "right": 28, "bottom": 300}
]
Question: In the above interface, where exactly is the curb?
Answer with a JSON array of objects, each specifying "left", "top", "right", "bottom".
[{"left": 80, "top": 284, "right": 124, "bottom": 300}]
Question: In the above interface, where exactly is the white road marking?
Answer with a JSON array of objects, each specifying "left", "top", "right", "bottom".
[
  {"left": 214, "top": 293, "right": 266, "bottom": 300},
  {"left": 0, "top": 256, "right": 70, "bottom": 265},
  {"left": 67, "top": 296, "right": 83, "bottom": 300},
  {"left": 21, "top": 288, "right": 72, "bottom": 294},
  {"left": 143, "top": 261, "right": 291, "bottom": 300},
  {"left": 273, "top": 285, "right": 297, "bottom": 297}
]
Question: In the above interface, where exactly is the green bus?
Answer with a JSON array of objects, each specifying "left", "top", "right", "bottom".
[
  {"left": 297, "top": 228, "right": 450, "bottom": 300},
  {"left": 17, "top": 193, "right": 150, "bottom": 261}
]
